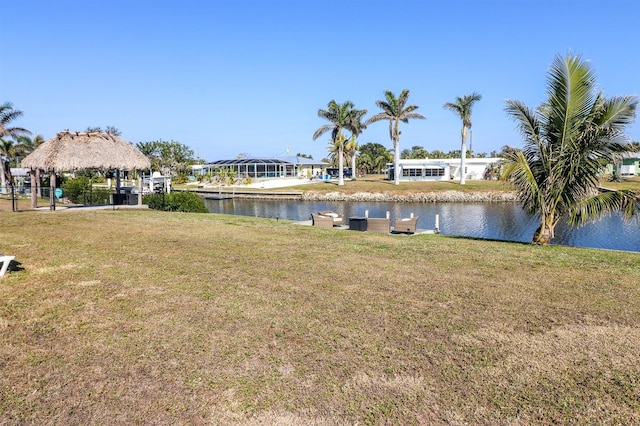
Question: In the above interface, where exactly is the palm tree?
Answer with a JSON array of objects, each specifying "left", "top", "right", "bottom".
[
  {"left": 356, "top": 151, "right": 374, "bottom": 175},
  {"left": 443, "top": 92, "right": 482, "bottom": 185},
  {"left": 15, "top": 134, "right": 46, "bottom": 204},
  {"left": 14, "top": 134, "right": 44, "bottom": 163},
  {"left": 325, "top": 139, "right": 343, "bottom": 167},
  {"left": 0, "top": 102, "right": 30, "bottom": 140},
  {"left": 0, "top": 102, "right": 31, "bottom": 191},
  {"left": 313, "top": 100, "right": 362, "bottom": 186},
  {"left": 344, "top": 108, "right": 367, "bottom": 180},
  {"left": 366, "top": 89, "right": 425, "bottom": 185},
  {"left": 503, "top": 53, "right": 639, "bottom": 245},
  {"left": 0, "top": 138, "right": 15, "bottom": 188}
]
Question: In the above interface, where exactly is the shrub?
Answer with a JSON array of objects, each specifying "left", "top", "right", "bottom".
[
  {"left": 60, "top": 177, "right": 114, "bottom": 204},
  {"left": 143, "top": 191, "right": 208, "bottom": 213},
  {"left": 61, "top": 176, "right": 91, "bottom": 203}
]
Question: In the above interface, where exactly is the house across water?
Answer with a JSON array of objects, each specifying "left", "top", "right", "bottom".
[
  {"left": 387, "top": 158, "right": 503, "bottom": 182},
  {"left": 192, "top": 157, "right": 327, "bottom": 180}
]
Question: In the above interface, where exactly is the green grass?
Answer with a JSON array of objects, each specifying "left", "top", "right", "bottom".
[
  {"left": 600, "top": 176, "right": 640, "bottom": 192},
  {"left": 287, "top": 175, "right": 515, "bottom": 193},
  {"left": 1, "top": 208, "right": 639, "bottom": 424}
]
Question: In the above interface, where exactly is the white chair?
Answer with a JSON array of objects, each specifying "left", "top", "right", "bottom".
[{"left": 0, "top": 255, "right": 15, "bottom": 277}]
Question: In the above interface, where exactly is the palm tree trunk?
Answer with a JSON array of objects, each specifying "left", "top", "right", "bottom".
[
  {"left": 30, "top": 169, "right": 37, "bottom": 208},
  {"left": 532, "top": 217, "right": 555, "bottom": 245},
  {"left": 0, "top": 159, "right": 7, "bottom": 194},
  {"left": 338, "top": 145, "right": 344, "bottom": 186},
  {"left": 351, "top": 151, "right": 357, "bottom": 180},
  {"left": 460, "top": 126, "right": 467, "bottom": 185},
  {"left": 393, "top": 140, "right": 400, "bottom": 185}
]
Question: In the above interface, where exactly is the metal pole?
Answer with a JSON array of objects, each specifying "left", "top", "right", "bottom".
[{"left": 10, "top": 184, "right": 16, "bottom": 212}]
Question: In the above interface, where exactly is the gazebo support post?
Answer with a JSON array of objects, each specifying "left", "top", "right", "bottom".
[
  {"left": 49, "top": 172, "right": 56, "bottom": 211},
  {"left": 29, "top": 169, "right": 37, "bottom": 209},
  {"left": 138, "top": 171, "right": 143, "bottom": 207},
  {"left": 37, "top": 168, "right": 41, "bottom": 198},
  {"left": 116, "top": 169, "right": 121, "bottom": 205}
]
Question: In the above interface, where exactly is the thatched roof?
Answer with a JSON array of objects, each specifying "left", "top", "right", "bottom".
[{"left": 21, "top": 131, "right": 151, "bottom": 172}]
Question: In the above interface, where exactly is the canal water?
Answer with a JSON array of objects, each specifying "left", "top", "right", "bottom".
[{"left": 204, "top": 198, "right": 640, "bottom": 252}]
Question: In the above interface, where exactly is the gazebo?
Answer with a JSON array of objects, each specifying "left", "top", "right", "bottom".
[{"left": 21, "top": 131, "right": 151, "bottom": 210}]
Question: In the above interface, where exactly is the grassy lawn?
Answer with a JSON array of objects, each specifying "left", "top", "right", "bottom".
[
  {"left": 284, "top": 175, "right": 515, "bottom": 193},
  {"left": 1, "top": 207, "right": 639, "bottom": 424},
  {"left": 601, "top": 176, "right": 640, "bottom": 192}
]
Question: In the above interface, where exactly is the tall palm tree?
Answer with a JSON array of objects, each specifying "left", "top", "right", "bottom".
[
  {"left": 503, "top": 53, "right": 639, "bottom": 245},
  {"left": 366, "top": 89, "right": 425, "bottom": 185},
  {"left": 0, "top": 138, "right": 15, "bottom": 187},
  {"left": 313, "top": 100, "right": 361, "bottom": 186},
  {"left": 0, "top": 102, "right": 31, "bottom": 191},
  {"left": 443, "top": 92, "right": 482, "bottom": 185},
  {"left": 0, "top": 102, "right": 30, "bottom": 140}
]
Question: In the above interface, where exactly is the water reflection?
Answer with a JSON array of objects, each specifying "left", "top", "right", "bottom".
[{"left": 203, "top": 198, "right": 640, "bottom": 252}]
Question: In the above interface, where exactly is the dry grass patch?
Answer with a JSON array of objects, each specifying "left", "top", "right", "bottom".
[{"left": 1, "top": 208, "right": 639, "bottom": 424}]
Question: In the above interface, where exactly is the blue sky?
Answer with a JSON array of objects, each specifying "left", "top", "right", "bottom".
[{"left": 3, "top": 0, "right": 640, "bottom": 162}]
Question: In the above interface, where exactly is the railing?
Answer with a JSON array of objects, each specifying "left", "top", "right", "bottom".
[{"left": 0, "top": 185, "right": 135, "bottom": 211}]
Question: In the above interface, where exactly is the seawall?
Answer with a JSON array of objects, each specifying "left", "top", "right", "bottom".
[
  {"left": 190, "top": 188, "right": 517, "bottom": 203},
  {"left": 301, "top": 190, "right": 517, "bottom": 203}
]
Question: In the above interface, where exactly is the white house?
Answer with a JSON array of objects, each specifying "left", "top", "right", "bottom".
[{"left": 388, "top": 158, "right": 502, "bottom": 182}]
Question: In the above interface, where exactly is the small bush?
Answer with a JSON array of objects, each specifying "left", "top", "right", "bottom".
[
  {"left": 61, "top": 177, "right": 91, "bottom": 203},
  {"left": 60, "top": 177, "right": 114, "bottom": 204},
  {"left": 144, "top": 191, "right": 208, "bottom": 213}
]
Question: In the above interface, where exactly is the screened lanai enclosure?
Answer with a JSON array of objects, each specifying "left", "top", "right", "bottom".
[{"left": 199, "top": 157, "right": 326, "bottom": 179}]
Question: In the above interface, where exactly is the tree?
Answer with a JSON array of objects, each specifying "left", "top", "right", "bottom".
[
  {"left": 325, "top": 139, "right": 342, "bottom": 167},
  {"left": 0, "top": 102, "right": 31, "bottom": 191},
  {"left": 15, "top": 134, "right": 46, "bottom": 206},
  {"left": 356, "top": 152, "right": 374, "bottom": 176},
  {"left": 358, "top": 143, "right": 392, "bottom": 173},
  {"left": 366, "top": 89, "right": 425, "bottom": 185},
  {"left": 313, "top": 100, "right": 364, "bottom": 186},
  {"left": 345, "top": 108, "right": 367, "bottom": 180},
  {"left": 402, "top": 145, "right": 430, "bottom": 159},
  {"left": 0, "top": 138, "right": 16, "bottom": 187},
  {"left": 136, "top": 139, "right": 196, "bottom": 180},
  {"left": 503, "top": 53, "right": 639, "bottom": 245},
  {"left": 443, "top": 92, "right": 482, "bottom": 185}
]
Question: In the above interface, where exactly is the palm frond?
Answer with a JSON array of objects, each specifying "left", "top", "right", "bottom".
[
  {"left": 502, "top": 149, "right": 545, "bottom": 215},
  {"left": 312, "top": 124, "right": 333, "bottom": 141},
  {"left": 365, "top": 112, "right": 391, "bottom": 125},
  {"left": 568, "top": 190, "right": 640, "bottom": 225}
]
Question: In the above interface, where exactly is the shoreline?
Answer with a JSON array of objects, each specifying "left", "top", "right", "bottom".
[
  {"left": 300, "top": 190, "right": 517, "bottom": 203},
  {"left": 193, "top": 188, "right": 518, "bottom": 203},
  {"left": 188, "top": 178, "right": 518, "bottom": 203}
]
